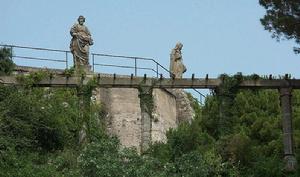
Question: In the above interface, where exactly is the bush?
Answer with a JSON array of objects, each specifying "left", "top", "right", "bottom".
[{"left": 0, "top": 47, "right": 15, "bottom": 75}]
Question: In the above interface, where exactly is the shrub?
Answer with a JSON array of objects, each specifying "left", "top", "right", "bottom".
[{"left": 0, "top": 47, "right": 15, "bottom": 75}]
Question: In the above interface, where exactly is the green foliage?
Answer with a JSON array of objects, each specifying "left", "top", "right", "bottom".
[
  {"left": 0, "top": 147, "right": 81, "bottom": 177},
  {"left": 217, "top": 133, "right": 252, "bottom": 166},
  {"left": 63, "top": 66, "right": 75, "bottom": 77},
  {"left": 0, "top": 47, "right": 15, "bottom": 75},
  {"left": 78, "top": 138, "right": 167, "bottom": 177},
  {"left": 259, "top": 0, "right": 300, "bottom": 53},
  {"left": 202, "top": 74, "right": 243, "bottom": 137},
  {"left": 0, "top": 83, "right": 103, "bottom": 176},
  {"left": 2, "top": 73, "right": 300, "bottom": 176},
  {"left": 78, "top": 138, "right": 121, "bottom": 177},
  {"left": 138, "top": 86, "right": 154, "bottom": 119},
  {"left": 16, "top": 71, "right": 49, "bottom": 88},
  {"left": 0, "top": 86, "right": 80, "bottom": 151},
  {"left": 166, "top": 122, "right": 215, "bottom": 160}
]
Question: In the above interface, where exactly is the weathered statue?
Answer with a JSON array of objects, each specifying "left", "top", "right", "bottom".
[
  {"left": 169, "top": 42, "right": 186, "bottom": 78},
  {"left": 70, "top": 15, "right": 93, "bottom": 69}
]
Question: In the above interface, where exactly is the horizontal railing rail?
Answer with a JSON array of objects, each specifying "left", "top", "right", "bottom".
[
  {"left": 91, "top": 53, "right": 172, "bottom": 78},
  {"left": 0, "top": 44, "right": 70, "bottom": 68}
]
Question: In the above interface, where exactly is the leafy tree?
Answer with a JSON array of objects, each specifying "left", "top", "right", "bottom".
[
  {"left": 0, "top": 47, "right": 14, "bottom": 75},
  {"left": 259, "top": 0, "right": 300, "bottom": 53}
]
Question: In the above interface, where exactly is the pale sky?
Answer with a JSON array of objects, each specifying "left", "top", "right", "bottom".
[{"left": 1, "top": 0, "right": 300, "bottom": 98}]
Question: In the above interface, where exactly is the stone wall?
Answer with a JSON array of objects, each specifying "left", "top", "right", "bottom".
[
  {"left": 94, "top": 87, "right": 194, "bottom": 152},
  {"left": 97, "top": 88, "right": 142, "bottom": 152},
  {"left": 152, "top": 89, "right": 177, "bottom": 143}
]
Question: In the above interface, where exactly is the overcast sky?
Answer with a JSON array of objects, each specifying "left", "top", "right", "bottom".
[{"left": 1, "top": 0, "right": 300, "bottom": 98}]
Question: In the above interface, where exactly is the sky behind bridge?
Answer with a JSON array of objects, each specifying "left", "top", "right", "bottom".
[{"left": 1, "top": 0, "right": 300, "bottom": 98}]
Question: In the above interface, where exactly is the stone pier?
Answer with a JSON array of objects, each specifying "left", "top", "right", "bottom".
[{"left": 280, "top": 87, "right": 297, "bottom": 171}]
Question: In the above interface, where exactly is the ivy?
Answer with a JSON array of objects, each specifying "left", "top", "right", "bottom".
[
  {"left": 138, "top": 86, "right": 154, "bottom": 120},
  {"left": 63, "top": 67, "right": 75, "bottom": 77}
]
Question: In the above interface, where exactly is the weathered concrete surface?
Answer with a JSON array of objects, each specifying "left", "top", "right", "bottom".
[
  {"left": 97, "top": 88, "right": 142, "bottom": 152},
  {"left": 93, "top": 87, "right": 180, "bottom": 152},
  {"left": 152, "top": 89, "right": 177, "bottom": 143}
]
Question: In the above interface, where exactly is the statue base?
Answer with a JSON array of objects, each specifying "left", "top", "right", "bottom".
[{"left": 75, "top": 65, "right": 92, "bottom": 75}]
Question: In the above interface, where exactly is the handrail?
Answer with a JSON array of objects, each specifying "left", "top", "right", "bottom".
[
  {"left": 91, "top": 51, "right": 206, "bottom": 104},
  {"left": 92, "top": 53, "right": 154, "bottom": 61},
  {"left": 13, "top": 55, "right": 66, "bottom": 63},
  {"left": 93, "top": 63, "right": 158, "bottom": 74},
  {"left": 92, "top": 52, "right": 172, "bottom": 77},
  {"left": 0, "top": 44, "right": 70, "bottom": 68},
  {"left": 0, "top": 44, "right": 70, "bottom": 53}
]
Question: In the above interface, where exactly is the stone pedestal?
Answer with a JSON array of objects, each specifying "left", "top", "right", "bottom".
[{"left": 75, "top": 65, "right": 92, "bottom": 75}]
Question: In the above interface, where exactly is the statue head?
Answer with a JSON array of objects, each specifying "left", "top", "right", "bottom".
[
  {"left": 77, "top": 15, "right": 85, "bottom": 25},
  {"left": 175, "top": 42, "right": 183, "bottom": 50}
]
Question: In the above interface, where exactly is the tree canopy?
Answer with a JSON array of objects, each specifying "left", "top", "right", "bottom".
[{"left": 259, "top": 0, "right": 300, "bottom": 53}]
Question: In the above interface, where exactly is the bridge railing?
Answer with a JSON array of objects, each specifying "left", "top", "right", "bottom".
[
  {"left": 0, "top": 44, "right": 172, "bottom": 78},
  {"left": 91, "top": 53, "right": 172, "bottom": 78},
  {"left": 0, "top": 44, "right": 70, "bottom": 69},
  {"left": 91, "top": 52, "right": 206, "bottom": 104},
  {"left": 0, "top": 44, "right": 206, "bottom": 104}
]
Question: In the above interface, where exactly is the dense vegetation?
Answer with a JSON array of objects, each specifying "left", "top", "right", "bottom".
[{"left": 1, "top": 47, "right": 300, "bottom": 176}]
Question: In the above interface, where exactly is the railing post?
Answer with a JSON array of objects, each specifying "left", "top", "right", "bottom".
[
  {"left": 92, "top": 54, "right": 95, "bottom": 72},
  {"left": 156, "top": 62, "right": 159, "bottom": 78},
  {"left": 10, "top": 46, "right": 13, "bottom": 61},
  {"left": 134, "top": 58, "right": 137, "bottom": 76},
  {"left": 200, "top": 94, "right": 202, "bottom": 105},
  {"left": 65, "top": 51, "right": 68, "bottom": 69}
]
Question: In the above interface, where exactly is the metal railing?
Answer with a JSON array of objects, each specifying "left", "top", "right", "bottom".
[
  {"left": 91, "top": 53, "right": 206, "bottom": 104},
  {"left": 0, "top": 44, "right": 206, "bottom": 104},
  {"left": 0, "top": 44, "right": 70, "bottom": 69},
  {"left": 91, "top": 53, "right": 172, "bottom": 78}
]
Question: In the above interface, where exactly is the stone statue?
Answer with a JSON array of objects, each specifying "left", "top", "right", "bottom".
[
  {"left": 70, "top": 15, "right": 93, "bottom": 69},
  {"left": 169, "top": 42, "right": 186, "bottom": 78}
]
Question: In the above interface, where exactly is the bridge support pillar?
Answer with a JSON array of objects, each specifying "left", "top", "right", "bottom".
[
  {"left": 280, "top": 87, "right": 297, "bottom": 172},
  {"left": 77, "top": 87, "right": 87, "bottom": 146},
  {"left": 138, "top": 87, "right": 153, "bottom": 152}
]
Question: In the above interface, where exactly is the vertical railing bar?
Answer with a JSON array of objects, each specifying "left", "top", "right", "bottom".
[
  {"left": 156, "top": 62, "right": 159, "bottom": 78},
  {"left": 10, "top": 46, "right": 13, "bottom": 61},
  {"left": 134, "top": 58, "right": 137, "bottom": 76},
  {"left": 65, "top": 51, "right": 68, "bottom": 69},
  {"left": 92, "top": 54, "right": 95, "bottom": 72},
  {"left": 200, "top": 94, "right": 202, "bottom": 105}
]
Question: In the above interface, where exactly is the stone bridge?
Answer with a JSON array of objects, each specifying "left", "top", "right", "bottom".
[{"left": 0, "top": 66, "right": 298, "bottom": 171}]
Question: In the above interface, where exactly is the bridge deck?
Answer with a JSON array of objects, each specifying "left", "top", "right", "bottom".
[{"left": 1, "top": 75, "right": 300, "bottom": 89}]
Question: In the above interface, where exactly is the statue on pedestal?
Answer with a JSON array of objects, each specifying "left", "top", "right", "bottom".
[
  {"left": 70, "top": 15, "right": 93, "bottom": 70},
  {"left": 169, "top": 42, "right": 186, "bottom": 78}
]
